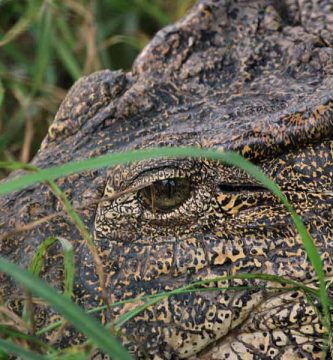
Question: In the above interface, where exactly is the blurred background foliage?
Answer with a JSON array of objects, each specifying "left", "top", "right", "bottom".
[{"left": 0, "top": 0, "right": 196, "bottom": 178}]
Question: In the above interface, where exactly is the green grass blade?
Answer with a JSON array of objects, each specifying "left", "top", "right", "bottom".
[
  {"left": 57, "top": 237, "right": 74, "bottom": 298},
  {"left": 0, "top": 257, "right": 132, "bottom": 360},
  {"left": 36, "top": 278, "right": 309, "bottom": 336},
  {"left": 55, "top": 15, "right": 76, "bottom": 50},
  {"left": 54, "top": 41, "right": 81, "bottom": 81},
  {"left": 32, "top": 6, "right": 53, "bottom": 94},
  {"left": 133, "top": 0, "right": 171, "bottom": 25},
  {"left": 101, "top": 34, "right": 146, "bottom": 50},
  {"left": 113, "top": 295, "right": 164, "bottom": 331},
  {"left": 0, "top": 15, "right": 32, "bottom": 48},
  {"left": 51, "top": 352, "right": 90, "bottom": 360},
  {"left": 30, "top": 236, "right": 74, "bottom": 298},
  {"left": 30, "top": 237, "right": 57, "bottom": 276},
  {"left": 0, "top": 0, "right": 42, "bottom": 47},
  {"left": 36, "top": 272, "right": 330, "bottom": 338},
  {"left": 0, "top": 78, "right": 4, "bottom": 108},
  {"left": 0, "top": 108, "right": 26, "bottom": 157},
  {"left": 0, "top": 338, "right": 45, "bottom": 360},
  {"left": 0, "top": 325, "right": 54, "bottom": 352},
  {"left": 0, "top": 148, "right": 240, "bottom": 195},
  {"left": 112, "top": 272, "right": 330, "bottom": 329}
]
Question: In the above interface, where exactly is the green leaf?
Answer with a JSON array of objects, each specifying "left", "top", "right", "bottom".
[
  {"left": 0, "top": 325, "right": 53, "bottom": 352},
  {"left": 0, "top": 148, "right": 249, "bottom": 195},
  {"left": 111, "top": 272, "right": 331, "bottom": 330},
  {"left": 54, "top": 40, "right": 81, "bottom": 80},
  {"left": 30, "top": 237, "right": 57, "bottom": 276},
  {"left": 0, "top": 257, "right": 132, "bottom": 360},
  {"left": 30, "top": 236, "right": 74, "bottom": 298},
  {"left": 0, "top": 78, "right": 4, "bottom": 107},
  {"left": 0, "top": 0, "right": 42, "bottom": 47},
  {"left": 58, "top": 237, "right": 75, "bottom": 298},
  {"left": 133, "top": 0, "right": 170, "bottom": 25},
  {"left": 0, "top": 338, "right": 45, "bottom": 360},
  {"left": 32, "top": 5, "right": 53, "bottom": 94},
  {"left": 113, "top": 295, "right": 164, "bottom": 331}
]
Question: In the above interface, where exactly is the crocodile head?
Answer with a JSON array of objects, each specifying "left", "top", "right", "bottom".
[{"left": 1, "top": 1, "right": 333, "bottom": 359}]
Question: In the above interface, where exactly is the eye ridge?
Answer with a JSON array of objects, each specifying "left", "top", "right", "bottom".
[{"left": 138, "top": 177, "right": 191, "bottom": 213}]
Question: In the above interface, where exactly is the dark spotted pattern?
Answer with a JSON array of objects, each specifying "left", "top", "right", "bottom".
[{"left": 1, "top": 1, "right": 333, "bottom": 359}]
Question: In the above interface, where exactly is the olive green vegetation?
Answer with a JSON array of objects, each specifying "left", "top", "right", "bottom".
[{"left": 0, "top": 0, "right": 196, "bottom": 178}]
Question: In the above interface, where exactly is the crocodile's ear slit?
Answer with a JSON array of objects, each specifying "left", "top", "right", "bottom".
[{"left": 41, "top": 69, "right": 128, "bottom": 149}]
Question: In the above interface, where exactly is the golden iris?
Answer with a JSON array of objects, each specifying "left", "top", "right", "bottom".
[{"left": 139, "top": 177, "right": 191, "bottom": 212}]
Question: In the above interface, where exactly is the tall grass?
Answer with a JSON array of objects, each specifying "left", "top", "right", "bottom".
[
  {"left": 0, "top": 147, "right": 332, "bottom": 358},
  {"left": 0, "top": 0, "right": 196, "bottom": 178}
]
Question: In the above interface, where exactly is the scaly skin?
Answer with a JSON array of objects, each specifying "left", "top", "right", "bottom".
[{"left": 1, "top": 1, "right": 333, "bottom": 359}]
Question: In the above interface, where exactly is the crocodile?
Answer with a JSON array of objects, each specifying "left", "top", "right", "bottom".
[{"left": 1, "top": 0, "right": 333, "bottom": 359}]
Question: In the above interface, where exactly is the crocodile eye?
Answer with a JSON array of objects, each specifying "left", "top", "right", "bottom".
[{"left": 138, "top": 177, "right": 191, "bottom": 212}]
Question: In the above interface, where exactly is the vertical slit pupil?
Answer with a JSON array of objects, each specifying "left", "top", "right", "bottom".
[{"left": 161, "top": 179, "right": 176, "bottom": 198}]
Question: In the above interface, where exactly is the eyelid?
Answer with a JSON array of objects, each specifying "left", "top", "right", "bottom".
[
  {"left": 119, "top": 159, "right": 200, "bottom": 189},
  {"left": 125, "top": 166, "right": 190, "bottom": 190},
  {"left": 99, "top": 183, "right": 150, "bottom": 205}
]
